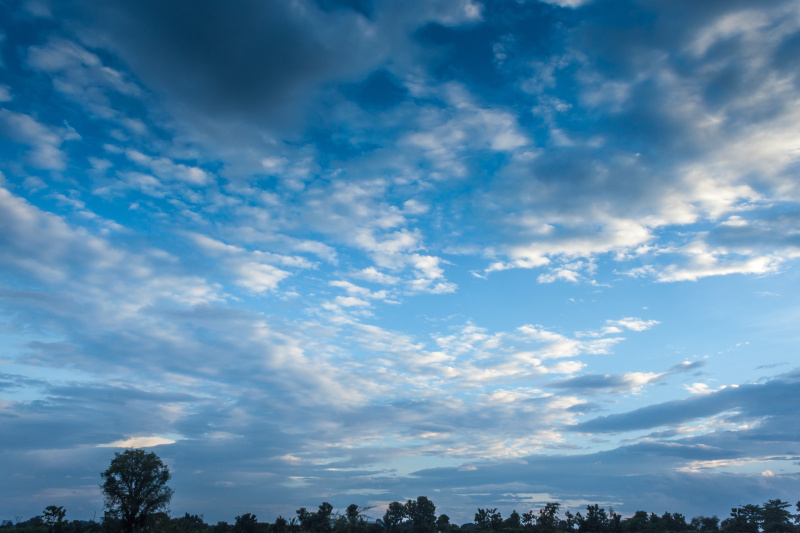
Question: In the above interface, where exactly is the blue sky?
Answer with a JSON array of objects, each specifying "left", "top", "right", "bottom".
[{"left": 2, "top": 0, "right": 800, "bottom": 525}]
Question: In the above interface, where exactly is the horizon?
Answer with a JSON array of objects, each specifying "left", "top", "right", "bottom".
[{"left": 1, "top": 0, "right": 800, "bottom": 525}]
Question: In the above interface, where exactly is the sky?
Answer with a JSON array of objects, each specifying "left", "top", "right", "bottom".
[{"left": 1, "top": 0, "right": 800, "bottom": 525}]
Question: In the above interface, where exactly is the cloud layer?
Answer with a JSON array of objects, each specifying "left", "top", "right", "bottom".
[{"left": 1, "top": 0, "right": 800, "bottom": 525}]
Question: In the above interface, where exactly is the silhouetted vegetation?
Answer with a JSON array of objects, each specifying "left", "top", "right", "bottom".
[
  {"left": 3, "top": 451, "right": 799, "bottom": 533},
  {"left": 5, "top": 498, "right": 799, "bottom": 533}
]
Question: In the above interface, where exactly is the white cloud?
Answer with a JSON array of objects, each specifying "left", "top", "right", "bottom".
[
  {"left": 27, "top": 38, "right": 142, "bottom": 119},
  {"left": 126, "top": 149, "right": 211, "bottom": 186},
  {"left": 0, "top": 110, "right": 67, "bottom": 169},
  {"left": 607, "top": 318, "right": 660, "bottom": 332},
  {"left": 353, "top": 267, "right": 401, "bottom": 285},
  {"left": 97, "top": 435, "right": 177, "bottom": 448},
  {"left": 234, "top": 261, "right": 291, "bottom": 293},
  {"left": 685, "top": 383, "right": 714, "bottom": 395},
  {"left": 403, "top": 83, "right": 528, "bottom": 176},
  {"left": 538, "top": 0, "right": 592, "bottom": 8}
]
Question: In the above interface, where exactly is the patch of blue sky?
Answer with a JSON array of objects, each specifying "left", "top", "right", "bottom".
[{"left": 3, "top": 0, "right": 800, "bottom": 524}]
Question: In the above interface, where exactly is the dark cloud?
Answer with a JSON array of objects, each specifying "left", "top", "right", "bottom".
[
  {"left": 573, "top": 371, "right": 800, "bottom": 434},
  {"left": 72, "top": 0, "right": 385, "bottom": 123},
  {"left": 407, "top": 443, "right": 800, "bottom": 521}
]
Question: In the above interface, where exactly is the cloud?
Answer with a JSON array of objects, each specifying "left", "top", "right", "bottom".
[
  {"left": 549, "top": 372, "right": 662, "bottom": 394},
  {"left": 27, "top": 38, "right": 142, "bottom": 120},
  {"left": 573, "top": 371, "right": 800, "bottom": 434},
  {"left": 466, "top": 0, "right": 800, "bottom": 282},
  {"left": 0, "top": 110, "right": 69, "bottom": 170},
  {"left": 3, "top": 0, "right": 800, "bottom": 525},
  {"left": 126, "top": 150, "right": 210, "bottom": 186},
  {"left": 538, "top": 0, "right": 592, "bottom": 8},
  {"left": 97, "top": 436, "right": 178, "bottom": 448},
  {"left": 234, "top": 262, "right": 292, "bottom": 293}
]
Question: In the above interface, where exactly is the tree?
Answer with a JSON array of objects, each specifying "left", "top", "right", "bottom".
[
  {"left": 298, "top": 503, "right": 334, "bottom": 533},
  {"left": 234, "top": 514, "right": 259, "bottom": 533},
  {"left": 346, "top": 505, "right": 361, "bottom": 529},
  {"left": 100, "top": 448, "right": 173, "bottom": 533},
  {"left": 537, "top": 504, "right": 561, "bottom": 533},
  {"left": 624, "top": 511, "right": 649, "bottom": 533},
  {"left": 762, "top": 500, "right": 792, "bottom": 533},
  {"left": 43, "top": 506, "right": 66, "bottom": 532},
  {"left": 437, "top": 515, "right": 451, "bottom": 533},
  {"left": 406, "top": 497, "right": 437, "bottom": 533},
  {"left": 275, "top": 517, "right": 289, "bottom": 533},
  {"left": 504, "top": 511, "right": 520, "bottom": 530},
  {"left": 474, "top": 509, "right": 502, "bottom": 531},
  {"left": 383, "top": 502, "right": 406, "bottom": 533},
  {"left": 563, "top": 511, "right": 577, "bottom": 531},
  {"left": 580, "top": 505, "right": 607, "bottom": 533}
]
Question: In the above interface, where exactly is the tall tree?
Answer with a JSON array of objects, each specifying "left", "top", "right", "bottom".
[{"left": 100, "top": 449, "right": 173, "bottom": 533}]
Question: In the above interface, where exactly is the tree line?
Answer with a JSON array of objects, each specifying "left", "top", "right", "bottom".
[{"left": 3, "top": 450, "right": 799, "bottom": 533}]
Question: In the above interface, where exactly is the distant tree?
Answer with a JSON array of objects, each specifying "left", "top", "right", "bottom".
[
  {"left": 173, "top": 513, "right": 207, "bottom": 533},
  {"left": 144, "top": 511, "right": 171, "bottom": 532},
  {"left": 580, "top": 506, "right": 607, "bottom": 533},
  {"left": 299, "top": 503, "right": 334, "bottom": 533},
  {"left": 100, "top": 449, "right": 173, "bottom": 533},
  {"left": 689, "top": 516, "right": 719, "bottom": 532},
  {"left": 661, "top": 512, "right": 687, "bottom": 532},
  {"left": 43, "top": 507, "right": 66, "bottom": 532},
  {"left": 563, "top": 511, "right": 577, "bottom": 531},
  {"left": 762, "top": 500, "right": 792, "bottom": 533},
  {"left": 383, "top": 502, "right": 406, "bottom": 533},
  {"left": 648, "top": 514, "right": 661, "bottom": 533},
  {"left": 437, "top": 515, "right": 451, "bottom": 533},
  {"left": 234, "top": 514, "right": 259, "bottom": 533},
  {"left": 474, "top": 509, "right": 502, "bottom": 531},
  {"left": 722, "top": 505, "right": 760, "bottom": 533},
  {"left": 537, "top": 504, "right": 561, "bottom": 533},
  {"left": 504, "top": 511, "right": 520, "bottom": 530},
  {"left": 274, "top": 517, "right": 289, "bottom": 533},
  {"left": 521, "top": 511, "right": 534, "bottom": 529},
  {"left": 342, "top": 504, "right": 373, "bottom": 533},
  {"left": 318, "top": 503, "right": 335, "bottom": 533},
  {"left": 346, "top": 505, "right": 361, "bottom": 529},
  {"left": 406, "top": 497, "right": 437, "bottom": 533},
  {"left": 624, "top": 511, "right": 649, "bottom": 533}
]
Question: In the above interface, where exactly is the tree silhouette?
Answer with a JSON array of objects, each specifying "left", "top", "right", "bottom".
[
  {"left": 42, "top": 506, "right": 66, "bottom": 532},
  {"left": 406, "top": 497, "right": 437, "bottom": 533},
  {"left": 383, "top": 502, "right": 406, "bottom": 533},
  {"left": 100, "top": 448, "right": 173, "bottom": 533}
]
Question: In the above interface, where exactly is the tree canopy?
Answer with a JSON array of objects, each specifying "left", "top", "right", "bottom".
[{"left": 99, "top": 448, "right": 173, "bottom": 533}]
